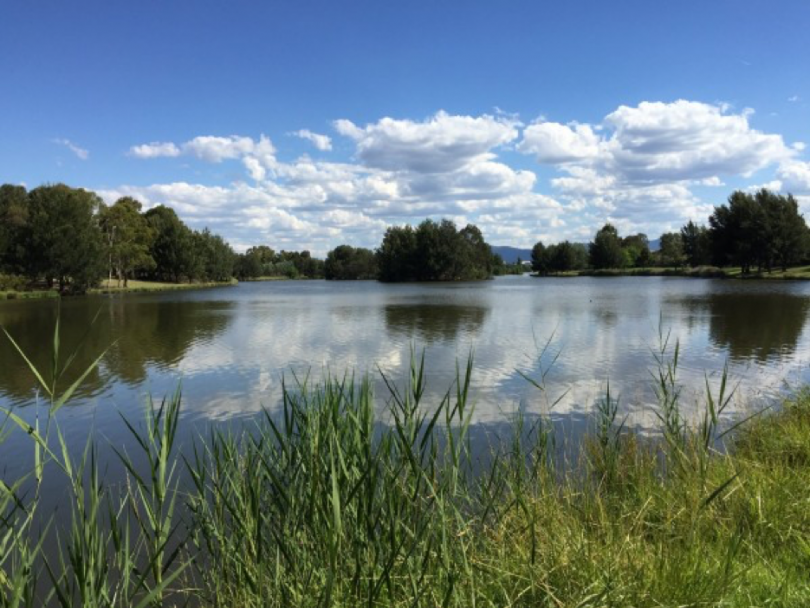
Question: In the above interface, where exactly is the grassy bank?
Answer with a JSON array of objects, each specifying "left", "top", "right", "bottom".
[
  {"left": 1, "top": 333, "right": 809, "bottom": 605},
  {"left": 89, "top": 278, "right": 237, "bottom": 294},
  {"left": 241, "top": 275, "right": 323, "bottom": 281},
  {"left": 0, "top": 279, "right": 238, "bottom": 300},
  {"left": 0, "top": 289, "right": 59, "bottom": 300},
  {"left": 536, "top": 265, "right": 810, "bottom": 280}
]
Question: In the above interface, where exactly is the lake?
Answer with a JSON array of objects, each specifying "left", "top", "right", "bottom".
[{"left": 2, "top": 275, "right": 810, "bottom": 467}]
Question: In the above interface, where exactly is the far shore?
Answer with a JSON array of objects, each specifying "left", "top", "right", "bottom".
[
  {"left": 5, "top": 266, "right": 810, "bottom": 302},
  {"left": 531, "top": 265, "right": 810, "bottom": 280},
  {"left": 1, "top": 279, "right": 238, "bottom": 300},
  {"left": 90, "top": 278, "right": 238, "bottom": 294}
]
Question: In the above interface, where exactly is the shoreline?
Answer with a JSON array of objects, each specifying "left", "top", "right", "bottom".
[
  {"left": 0, "top": 279, "right": 238, "bottom": 300},
  {"left": 89, "top": 278, "right": 238, "bottom": 294},
  {"left": 532, "top": 265, "right": 810, "bottom": 280}
]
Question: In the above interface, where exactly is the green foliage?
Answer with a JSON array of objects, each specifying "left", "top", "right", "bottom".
[
  {"left": 549, "top": 240, "right": 589, "bottom": 272},
  {"left": 0, "top": 274, "right": 27, "bottom": 292},
  {"left": 192, "top": 228, "right": 236, "bottom": 282},
  {"left": 589, "top": 223, "right": 626, "bottom": 269},
  {"left": 659, "top": 231, "right": 686, "bottom": 267},
  {"left": 98, "top": 197, "right": 156, "bottom": 287},
  {"left": 23, "top": 185, "right": 105, "bottom": 293},
  {"left": 491, "top": 254, "right": 525, "bottom": 275},
  {"left": 277, "top": 250, "right": 324, "bottom": 279},
  {"left": 376, "top": 224, "right": 418, "bottom": 282},
  {"left": 531, "top": 240, "right": 548, "bottom": 274},
  {"left": 234, "top": 246, "right": 268, "bottom": 279},
  {"left": 709, "top": 189, "right": 809, "bottom": 273},
  {"left": 0, "top": 185, "right": 29, "bottom": 275},
  {"left": 143, "top": 206, "right": 197, "bottom": 283},
  {"left": 324, "top": 245, "right": 378, "bottom": 280},
  {"left": 234, "top": 246, "right": 324, "bottom": 280},
  {"left": 621, "top": 233, "right": 651, "bottom": 268},
  {"left": 377, "top": 219, "right": 494, "bottom": 281},
  {"left": 533, "top": 240, "right": 590, "bottom": 274},
  {"left": 680, "top": 220, "right": 712, "bottom": 267}
]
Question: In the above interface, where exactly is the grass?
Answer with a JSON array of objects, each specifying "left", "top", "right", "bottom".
[
  {"left": 241, "top": 275, "right": 318, "bottom": 281},
  {"left": 1, "top": 320, "right": 810, "bottom": 605},
  {"left": 0, "top": 290, "right": 59, "bottom": 301},
  {"left": 89, "top": 278, "right": 237, "bottom": 294}
]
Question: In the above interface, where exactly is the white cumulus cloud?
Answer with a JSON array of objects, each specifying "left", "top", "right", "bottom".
[
  {"left": 292, "top": 129, "right": 332, "bottom": 151},
  {"left": 112, "top": 102, "right": 807, "bottom": 253},
  {"left": 518, "top": 100, "right": 800, "bottom": 232},
  {"left": 334, "top": 110, "right": 519, "bottom": 173},
  {"left": 128, "top": 142, "right": 181, "bottom": 158}
]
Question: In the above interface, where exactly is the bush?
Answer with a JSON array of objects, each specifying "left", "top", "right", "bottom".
[{"left": 0, "top": 273, "right": 28, "bottom": 291}]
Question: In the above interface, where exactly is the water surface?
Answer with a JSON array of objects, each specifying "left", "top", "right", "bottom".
[{"left": 2, "top": 275, "right": 809, "bottom": 461}]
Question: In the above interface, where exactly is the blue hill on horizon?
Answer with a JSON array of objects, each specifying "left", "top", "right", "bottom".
[{"left": 491, "top": 245, "right": 533, "bottom": 264}]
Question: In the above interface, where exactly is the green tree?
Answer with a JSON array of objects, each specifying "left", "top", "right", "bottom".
[
  {"left": 23, "top": 184, "right": 104, "bottom": 292},
  {"left": 709, "top": 191, "right": 765, "bottom": 273},
  {"left": 755, "top": 189, "right": 808, "bottom": 271},
  {"left": 0, "top": 184, "right": 29, "bottom": 274},
  {"left": 377, "top": 225, "right": 418, "bottom": 282},
  {"left": 621, "top": 234, "right": 650, "bottom": 268},
  {"left": 531, "top": 241, "right": 549, "bottom": 274},
  {"left": 658, "top": 232, "right": 686, "bottom": 267},
  {"left": 680, "top": 221, "right": 712, "bottom": 267},
  {"left": 98, "top": 197, "right": 156, "bottom": 287},
  {"left": 546, "top": 242, "right": 569, "bottom": 273},
  {"left": 144, "top": 205, "right": 196, "bottom": 282},
  {"left": 458, "top": 224, "right": 493, "bottom": 279},
  {"left": 276, "top": 250, "right": 324, "bottom": 278},
  {"left": 234, "top": 251, "right": 263, "bottom": 279},
  {"left": 377, "top": 219, "right": 494, "bottom": 282},
  {"left": 589, "top": 224, "right": 625, "bottom": 269},
  {"left": 193, "top": 228, "right": 236, "bottom": 282},
  {"left": 325, "top": 245, "right": 378, "bottom": 280}
]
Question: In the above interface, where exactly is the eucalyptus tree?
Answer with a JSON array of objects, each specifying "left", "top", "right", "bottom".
[
  {"left": 144, "top": 205, "right": 197, "bottom": 282},
  {"left": 0, "top": 183, "right": 28, "bottom": 274},
  {"left": 98, "top": 197, "right": 156, "bottom": 286},
  {"left": 24, "top": 184, "right": 104, "bottom": 292}
]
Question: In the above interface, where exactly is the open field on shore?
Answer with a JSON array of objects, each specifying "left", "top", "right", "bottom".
[{"left": 90, "top": 278, "right": 238, "bottom": 293}]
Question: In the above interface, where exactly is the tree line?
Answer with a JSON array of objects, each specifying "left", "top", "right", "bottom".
[
  {"left": 531, "top": 189, "right": 809, "bottom": 274},
  {"left": 234, "top": 245, "right": 324, "bottom": 280},
  {"left": 321, "top": 219, "right": 498, "bottom": 282},
  {"left": 4, "top": 183, "right": 806, "bottom": 291},
  {"left": 0, "top": 183, "right": 320, "bottom": 292}
]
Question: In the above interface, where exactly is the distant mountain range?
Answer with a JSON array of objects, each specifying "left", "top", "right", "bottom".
[
  {"left": 493, "top": 239, "right": 661, "bottom": 264},
  {"left": 491, "top": 246, "right": 533, "bottom": 264}
]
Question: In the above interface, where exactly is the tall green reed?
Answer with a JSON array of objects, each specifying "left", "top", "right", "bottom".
[{"left": 0, "top": 309, "right": 188, "bottom": 607}]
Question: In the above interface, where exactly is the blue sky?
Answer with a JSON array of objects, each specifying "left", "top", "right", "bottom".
[{"left": 1, "top": 0, "right": 809, "bottom": 253}]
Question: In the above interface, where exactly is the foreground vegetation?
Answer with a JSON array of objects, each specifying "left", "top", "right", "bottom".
[{"left": 1, "top": 319, "right": 809, "bottom": 606}]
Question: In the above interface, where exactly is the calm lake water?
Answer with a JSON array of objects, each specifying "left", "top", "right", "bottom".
[{"left": 2, "top": 275, "right": 810, "bottom": 468}]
